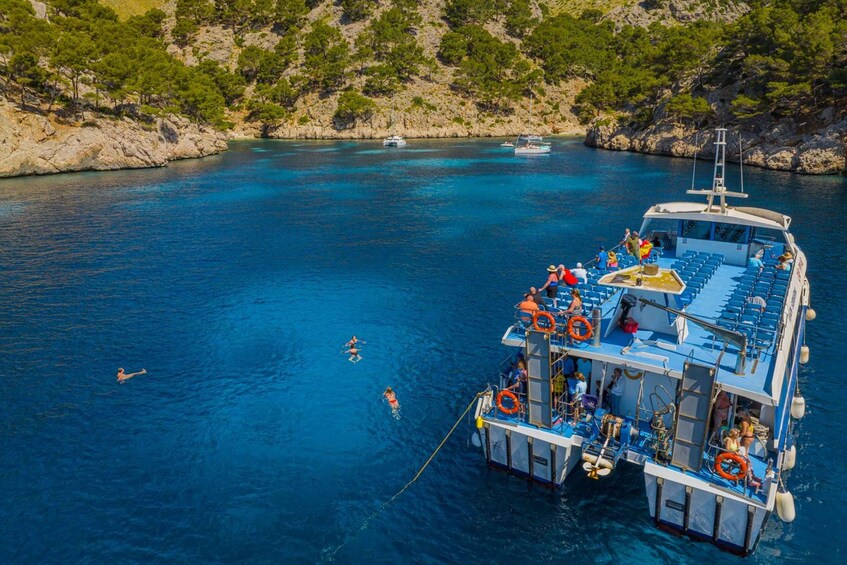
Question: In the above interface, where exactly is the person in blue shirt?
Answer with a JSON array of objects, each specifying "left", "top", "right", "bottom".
[
  {"left": 748, "top": 250, "right": 764, "bottom": 271},
  {"left": 596, "top": 246, "right": 609, "bottom": 271},
  {"left": 567, "top": 372, "right": 587, "bottom": 422}
]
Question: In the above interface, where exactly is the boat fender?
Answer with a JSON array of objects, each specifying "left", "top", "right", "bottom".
[
  {"left": 800, "top": 345, "right": 810, "bottom": 365},
  {"left": 791, "top": 394, "right": 806, "bottom": 420},
  {"left": 581, "top": 453, "right": 613, "bottom": 469},
  {"left": 776, "top": 488, "right": 796, "bottom": 523},
  {"left": 475, "top": 416, "right": 484, "bottom": 429},
  {"left": 806, "top": 307, "right": 816, "bottom": 321},
  {"left": 471, "top": 431, "right": 482, "bottom": 448},
  {"left": 784, "top": 444, "right": 797, "bottom": 470}
]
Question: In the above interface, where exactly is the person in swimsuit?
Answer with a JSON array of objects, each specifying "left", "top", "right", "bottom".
[
  {"left": 739, "top": 413, "right": 755, "bottom": 452},
  {"left": 117, "top": 367, "right": 146, "bottom": 383},
  {"left": 384, "top": 387, "right": 401, "bottom": 418},
  {"left": 539, "top": 265, "right": 560, "bottom": 309},
  {"left": 345, "top": 335, "right": 365, "bottom": 348},
  {"left": 561, "top": 288, "right": 584, "bottom": 317},
  {"left": 344, "top": 346, "right": 362, "bottom": 363}
]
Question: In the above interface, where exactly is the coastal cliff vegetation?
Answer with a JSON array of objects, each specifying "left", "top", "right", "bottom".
[{"left": 1, "top": 0, "right": 845, "bottom": 175}]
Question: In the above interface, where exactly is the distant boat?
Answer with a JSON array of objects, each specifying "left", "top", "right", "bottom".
[
  {"left": 501, "top": 140, "right": 515, "bottom": 147},
  {"left": 515, "top": 94, "right": 551, "bottom": 155},
  {"left": 514, "top": 134, "right": 551, "bottom": 155},
  {"left": 383, "top": 135, "right": 407, "bottom": 147},
  {"left": 384, "top": 102, "right": 406, "bottom": 147}
]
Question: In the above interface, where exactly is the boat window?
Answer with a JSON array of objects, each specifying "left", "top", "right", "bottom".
[
  {"left": 713, "top": 222, "right": 747, "bottom": 243},
  {"left": 680, "top": 220, "right": 712, "bottom": 240}
]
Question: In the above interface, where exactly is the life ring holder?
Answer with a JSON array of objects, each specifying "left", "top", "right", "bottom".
[
  {"left": 532, "top": 311, "right": 556, "bottom": 333},
  {"left": 715, "top": 452, "right": 748, "bottom": 482},
  {"left": 567, "top": 316, "right": 593, "bottom": 341},
  {"left": 624, "top": 368, "right": 644, "bottom": 380},
  {"left": 496, "top": 390, "right": 520, "bottom": 415}
]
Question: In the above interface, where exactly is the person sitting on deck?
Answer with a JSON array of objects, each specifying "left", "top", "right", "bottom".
[
  {"left": 748, "top": 250, "right": 764, "bottom": 271},
  {"left": 518, "top": 293, "right": 539, "bottom": 315},
  {"left": 607, "top": 250, "right": 619, "bottom": 269},
  {"left": 723, "top": 428, "right": 741, "bottom": 453},
  {"left": 558, "top": 264, "right": 578, "bottom": 287},
  {"left": 539, "top": 265, "right": 560, "bottom": 309},
  {"left": 560, "top": 288, "right": 584, "bottom": 317},
  {"left": 571, "top": 262, "right": 588, "bottom": 285},
  {"left": 776, "top": 254, "right": 792, "bottom": 271},
  {"left": 747, "top": 296, "right": 767, "bottom": 312},
  {"left": 529, "top": 287, "right": 546, "bottom": 310}
]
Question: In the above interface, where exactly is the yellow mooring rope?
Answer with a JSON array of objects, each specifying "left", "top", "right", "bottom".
[{"left": 327, "top": 392, "right": 484, "bottom": 561}]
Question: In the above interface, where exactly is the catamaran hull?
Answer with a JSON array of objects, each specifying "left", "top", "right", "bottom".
[
  {"left": 514, "top": 147, "right": 551, "bottom": 155},
  {"left": 644, "top": 462, "right": 772, "bottom": 555}
]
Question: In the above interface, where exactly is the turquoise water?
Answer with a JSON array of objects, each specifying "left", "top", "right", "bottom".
[{"left": 1, "top": 139, "right": 845, "bottom": 563}]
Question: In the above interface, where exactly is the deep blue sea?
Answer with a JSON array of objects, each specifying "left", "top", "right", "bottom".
[{"left": 1, "top": 139, "right": 845, "bottom": 564}]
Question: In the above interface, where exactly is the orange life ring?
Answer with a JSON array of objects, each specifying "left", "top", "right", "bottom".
[
  {"left": 567, "top": 316, "right": 593, "bottom": 341},
  {"left": 715, "top": 452, "right": 748, "bottom": 481},
  {"left": 532, "top": 311, "right": 556, "bottom": 333},
  {"left": 496, "top": 390, "right": 520, "bottom": 415}
]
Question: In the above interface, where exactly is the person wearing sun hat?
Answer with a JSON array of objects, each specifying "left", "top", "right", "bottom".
[{"left": 539, "top": 264, "right": 560, "bottom": 309}]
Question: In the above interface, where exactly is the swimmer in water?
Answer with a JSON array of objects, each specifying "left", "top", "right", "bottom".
[
  {"left": 344, "top": 346, "right": 362, "bottom": 363},
  {"left": 384, "top": 387, "right": 400, "bottom": 419},
  {"left": 345, "top": 335, "right": 366, "bottom": 348},
  {"left": 117, "top": 367, "right": 146, "bottom": 383}
]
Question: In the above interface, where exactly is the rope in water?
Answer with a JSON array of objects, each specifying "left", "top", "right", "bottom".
[{"left": 327, "top": 391, "right": 485, "bottom": 560}]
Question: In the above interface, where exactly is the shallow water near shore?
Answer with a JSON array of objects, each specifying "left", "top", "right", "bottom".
[{"left": 1, "top": 139, "right": 845, "bottom": 563}]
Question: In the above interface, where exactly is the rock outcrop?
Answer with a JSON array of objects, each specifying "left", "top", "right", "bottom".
[
  {"left": 0, "top": 100, "right": 228, "bottom": 178},
  {"left": 586, "top": 114, "right": 847, "bottom": 175}
]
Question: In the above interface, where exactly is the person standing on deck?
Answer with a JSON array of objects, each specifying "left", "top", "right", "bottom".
[
  {"left": 712, "top": 390, "right": 731, "bottom": 437},
  {"left": 539, "top": 265, "right": 560, "bottom": 309},
  {"left": 607, "top": 368, "right": 625, "bottom": 415},
  {"left": 626, "top": 231, "right": 642, "bottom": 263},
  {"left": 596, "top": 247, "right": 609, "bottom": 271}
]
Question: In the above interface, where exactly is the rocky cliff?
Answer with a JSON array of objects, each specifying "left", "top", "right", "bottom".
[
  {"left": 0, "top": 100, "right": 228, "bottom": 178},
  {"left": 586, "top": 114, "right": 847, "bottom": 175}
]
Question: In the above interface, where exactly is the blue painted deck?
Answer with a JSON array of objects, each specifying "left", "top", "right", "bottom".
[{"left": 505, "top": 247, "right": 790, "bottom": 401}]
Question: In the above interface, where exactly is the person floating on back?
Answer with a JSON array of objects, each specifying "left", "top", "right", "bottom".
[
  {"left": 384, "top": 387, "right": 401, "bottom": 419},
  {"left": 344, "top": 345, "right": 362, "bottom": 363},
  {"left": 117, "top": 367, "right": 146, "bottom": 383}
]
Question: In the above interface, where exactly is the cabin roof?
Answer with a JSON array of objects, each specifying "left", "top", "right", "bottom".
[{"left": 643, "top": 202, "right": 791, "bottom": 231}]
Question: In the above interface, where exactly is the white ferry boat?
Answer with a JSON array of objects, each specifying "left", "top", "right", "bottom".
[{"left": 471, "top": 129, "right": 811, "bottom": 555}]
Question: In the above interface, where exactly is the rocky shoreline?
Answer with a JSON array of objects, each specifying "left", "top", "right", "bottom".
[
  {"left": 0, "top": 101, "right": 228, "bottom": 178},
  {"left": 586, "top": 118, "right": 847, "bottom": 175}
]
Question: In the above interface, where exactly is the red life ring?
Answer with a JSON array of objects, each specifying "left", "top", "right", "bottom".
[
  {"left": 496, "top": 390, "right": 520, "bottom": 415},
  {"left": 532, "top": 311, "right": 556, "bottom": 332},
  {"left": 568, "top": 316, "right": 593, "bottom": 341},
  {"left": 715, "top": 452, "right": 748, "bottom": 481}
]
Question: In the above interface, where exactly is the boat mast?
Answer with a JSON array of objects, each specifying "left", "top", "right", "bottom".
[{"left": 686, "top": 127, "right": 747, "bottom": 214}]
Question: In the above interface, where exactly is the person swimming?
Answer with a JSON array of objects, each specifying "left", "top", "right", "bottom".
[
  {"left": 344, "top": 346, "right": 362, "bottom": 363},
  {"left": 384, "top": 387, "right": 401, "bottom": 419},
  {"left": 345, "top": 335, "right": 366, "bottom": 348},
  {"left": 117, "top": 367, "right": 146, "bottom": 383}
]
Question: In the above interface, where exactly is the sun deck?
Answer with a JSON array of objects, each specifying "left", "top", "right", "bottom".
[{"left": 503, "top": 248, "right": 791, "bottom": 404}]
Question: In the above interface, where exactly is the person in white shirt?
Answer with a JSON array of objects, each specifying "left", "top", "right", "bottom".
[{"left": 572, "top": 262, "right": 588, "bottom": 284}]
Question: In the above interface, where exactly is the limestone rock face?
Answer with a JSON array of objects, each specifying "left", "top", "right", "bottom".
[
  {"left": 585, "top": 115, "right": 847, "bottom": 175},
  {"left": 0, "top": 101, "right": 228, "bottom": 178}
]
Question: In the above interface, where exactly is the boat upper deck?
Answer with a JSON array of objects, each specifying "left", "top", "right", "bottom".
[{"left": 505, "top": 247, "right": 797, "bottom": 404}]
